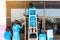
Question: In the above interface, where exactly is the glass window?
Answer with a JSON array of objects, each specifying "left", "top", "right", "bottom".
[
  {"left": 45, "top": 18, "right": 60, "bottom": 34},
  {"left": 45, "top": 1, "right": 60, "bottom": 9},
  {"left": 45, "top": 2, "right": 60, "bottom": 16},
  {"left": 26, "top": 1, "right": 44, "bottom": 16},
  {"left": 37, "top": 9, "right": 44, "bottom": 16},
  {"left": 46, "top": 9, "right": 60, "bottom": 16}
]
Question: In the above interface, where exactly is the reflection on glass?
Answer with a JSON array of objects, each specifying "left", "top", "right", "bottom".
[
  {"left": 46, "top": 18, "right": 60, "bottom": 35},
  {"left": 46, "top": 9, "right": 60, "bottom": 16},
  {"left": 37, "top": 9, "right": 43, "bottom": 16}
]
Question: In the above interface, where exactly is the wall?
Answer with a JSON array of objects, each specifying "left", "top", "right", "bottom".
[
  {"left": 6, "top": 1, "right": 26, "bottom": 24},
  {"left": 6, "top": 0, "right": 60, "bottom": 1}
]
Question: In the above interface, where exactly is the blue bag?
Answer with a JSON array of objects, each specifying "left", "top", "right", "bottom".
[{"left": 39, "top": 33, "right": 46, "bottom": 40}]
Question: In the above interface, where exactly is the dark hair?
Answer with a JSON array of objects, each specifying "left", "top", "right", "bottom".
[
  {"left": 5, "top": 27, "right": 10, "bottom": 31},
  {"left": 29, "top": 2, "right": 33, "bottom": 8},
  {"left": 15, "top": 20, "right": 22, "bottom": 26}
]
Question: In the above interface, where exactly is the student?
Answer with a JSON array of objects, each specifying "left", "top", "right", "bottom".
[
  {"left": 24, "top": 2, "right": 36, "bottom": 17},
  {"left": 4, "top": 27, "right": 12, "bottom": 40},
  {"left": 12, "top": 20, "right": 22, "bottom": 40}
]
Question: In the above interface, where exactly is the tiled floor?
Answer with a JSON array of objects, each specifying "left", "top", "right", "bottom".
[
  {"left": 54, "top": 35, "right": 60, "bottom": 40},
  {"left": 55, "top": 39, "right": 60, "bottom": 40},
  {"left": 21, "top": 35, "right": 60, "bottom": 40},
  {"left": 21, "top": 34, "right": 25, "bottom": 40}
]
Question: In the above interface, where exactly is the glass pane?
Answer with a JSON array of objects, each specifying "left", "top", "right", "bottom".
[
  {"left": 45, "top": 1, "right": 60, "bottom": 8},
  {"left": 26, "top": 1, "right": 44, "bottom": 16},
  {"left": 11, "top": 9, "right": 25, "bottom": 22},
  {"left": 46, "top": 18, "right": 60, "bottom": 40},
  {"left": 46, "top": 9, "right": 60, "bottom": 16},
  {"left": 45, "top": 1, "right": 60, "bottom": 40},
  {"left": 37, "top": 9, "right": 44, "bottom": 16}
]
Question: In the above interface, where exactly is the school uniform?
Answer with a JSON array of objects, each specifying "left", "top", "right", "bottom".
[
  {"left": 4, "top": 31, "right": 12, "bottom": 40},
  {"left": 12, "top": 24, "right": 22, "bottom": 40}
]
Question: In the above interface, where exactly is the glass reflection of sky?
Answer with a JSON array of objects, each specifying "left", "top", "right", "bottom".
[
  {"left": 46, "top": 9, "right": 60, "bottom": 16},
  {"left": 33, "top": 9, "right": 60, "bottom": 16},
  {"left": 37, "top": 9, "right": 43, "bottom": 16}
]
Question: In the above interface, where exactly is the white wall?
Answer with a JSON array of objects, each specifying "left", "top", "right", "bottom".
[
  {"left": 0, "top": 0, "right": 6, "bottom": 40},
  {"left": 6, "top": 0, "right": 60, "bottom": 1}
]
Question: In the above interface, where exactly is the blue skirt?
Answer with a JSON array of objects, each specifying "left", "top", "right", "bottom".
[
  {"left": 12, "top": 32, "right": 20, "bottom": 40},
  {"left": 5, "top": 38, "right": 10, "bottom": 40}
]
